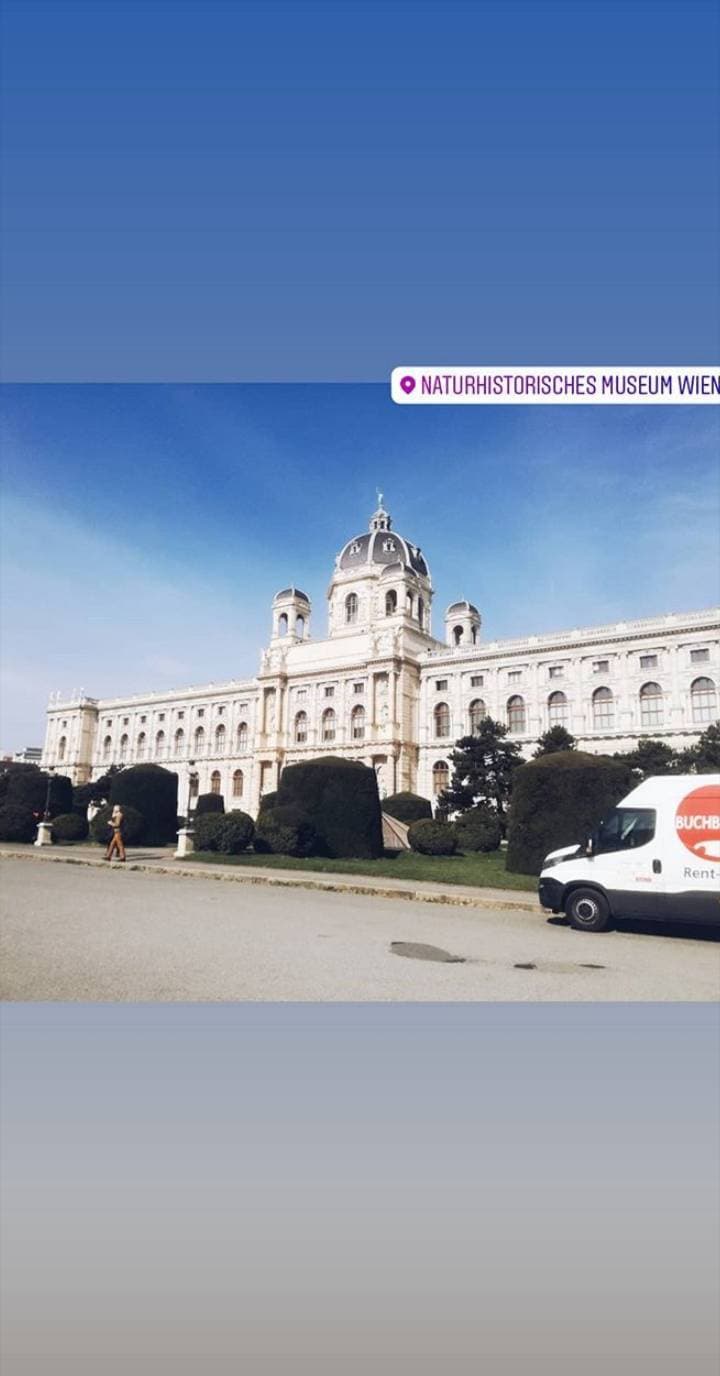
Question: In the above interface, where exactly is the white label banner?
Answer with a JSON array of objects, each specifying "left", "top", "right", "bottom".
[{"left": 391, "top": 366, "right": 720, "bottom": 404}]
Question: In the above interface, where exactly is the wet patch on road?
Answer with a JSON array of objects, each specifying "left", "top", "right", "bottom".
[{"left": 391, "top": 941, "right": 466, "bottom": 963}]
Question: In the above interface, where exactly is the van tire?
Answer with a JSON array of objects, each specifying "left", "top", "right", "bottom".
[{"left": 566, "top": 888, "right": 611, "bottom": 933}]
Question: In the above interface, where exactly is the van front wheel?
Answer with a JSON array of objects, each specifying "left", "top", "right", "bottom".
[{"left": 566, "top": 888, "right": 611, "bottom": 933}]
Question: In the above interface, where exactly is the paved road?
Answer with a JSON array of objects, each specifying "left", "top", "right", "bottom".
[{"left": 1, "top": 856, "right": 718, "bottom": 1001}]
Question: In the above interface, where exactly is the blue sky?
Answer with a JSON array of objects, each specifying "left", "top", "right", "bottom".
[
  {"left": 1, "top": 383, "right": 718, "bottom": 750},
  {"left": 2, "top": 0, "right": 719, "bottom": 377}
]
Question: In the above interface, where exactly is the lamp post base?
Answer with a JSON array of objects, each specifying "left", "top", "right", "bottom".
[
  {"left": 34, "top": 821, "right": 53, "bottom": 847},
  {"left": 175, "top": 827, "right": 194, "bottom": 859}
]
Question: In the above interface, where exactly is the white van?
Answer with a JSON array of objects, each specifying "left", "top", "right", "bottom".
[{"left": 538, "top": 774, "right": 720, "bottom": 931}]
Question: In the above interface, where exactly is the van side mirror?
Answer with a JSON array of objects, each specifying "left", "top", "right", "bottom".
[{"left": 585, "top": 836, "right": 594, "bottom": 857}]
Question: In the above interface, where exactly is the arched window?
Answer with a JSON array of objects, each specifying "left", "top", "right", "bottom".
[
  {"left": 691, "top": 676, "right": 717, "bottom": 724},
  {"left": 296, "top": 614, "right": 305, "bottom": 638},
  {"left": 119, "top": 733, "right": 129, "bottom": 762},
  {"left": 351, "top": 704, "right": 365, "bottom": 740},
  {"left": 236, "top": 722, "right": 248, "bottom": 751},
  {"left": 406, "top": 591, "right": 414, "bottom": 615},
  {"left": 174, "top": 728, "right": 184, "bottom": 756},
  {"left": 418, "top": 596, "right": 425, "bottom": 628},
  {"left": 194, "top": 726, "right": 205, "bottom": 754},
  {"left": 453, "top": 625, "right": 464, "bottom": 646},
  {"left": 592, "top": 687, "right": 614, "bottom": 729},
  {"left": 468, "top": 699, "right": 486, "bottom": 734},
  {"left": 322, "top": 708, "right": 336, "bottom": 742},
  {"left": 432, "top": 761, "right": 449, "bottom": 795},
  {"left": 136, "top": 731, "right": 146, "bottom": 761},
  {"left": 103, "top": 735, "right": 112, "bottom": 762},
  {"left": 215, "top": 724, "right": 226, "bottom": 752},
  {"left": 639, "top": 682, "right": 663, "bottom": 728},
  {"left": 155, "top": 730, "right": 165, "bottom": 758},
  {"left": 434, "top": 702, "right": 450, "bottom": 738},
  {"left": 278, "top": 612, "right": 288, "bottom": 636},
  {"left": 507, "top": 695, "right": 526, "bottom": 734},
  {"left": 295, "top": 711, "right": 308, "bottom": 744},
  {"left": 189, "top": 772, "right": 199, "bottom": 799},
  {"left": 345, "top": 593, "right": 358, "bottom": 625},
  {"left": 232, "top": 769, "right": 244, "bottom": 798},
  {"left": 210, "top": 770, "right": 221, "bottom": 795},
  {"left": 548, "top": 691, "right": 568, "bottom": 727},
  {"left": 58, "top": 736, "right": 67, "bottom": 762},
  {"left": 385, "top": 589, "right": 397, "bottom": 616},
  {"left": 471, "top": 626, "right": 479, "bottom": 645}
]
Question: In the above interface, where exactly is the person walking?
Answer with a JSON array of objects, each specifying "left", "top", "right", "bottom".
[{"left": 105, "top": 804, "right": 126, "bottom": 862}]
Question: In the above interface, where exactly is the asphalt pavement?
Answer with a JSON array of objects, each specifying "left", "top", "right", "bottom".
[{"left": 2, "top": 855, "right": 718, "bottom": 1001}]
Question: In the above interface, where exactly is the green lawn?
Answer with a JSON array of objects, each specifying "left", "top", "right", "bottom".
[{"left": 186, "top": 848, "right": 536, "bottom": 892}]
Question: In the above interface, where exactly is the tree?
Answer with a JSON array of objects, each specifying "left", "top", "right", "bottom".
[
  {"left": 678, "top": 721, "right": 720, "bottom": 773},
  {"left": 440, "top": 718, "right": 523, "bottom": 830},
  {"left": 506, "top": 751, "right": 634, "bottom": 876},
  {"left": 534, "top": 725, "right": 577, "bottom": 756},
  {"left": 73, "top": 765, "right": 124, "bottom": 810},
  {"left": 618, "top": 738, "right": 681, "bottom": 779}
]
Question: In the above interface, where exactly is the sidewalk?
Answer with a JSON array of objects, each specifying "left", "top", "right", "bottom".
[{"left": 0, "top": 843, "right": 541, "bottom": 914}]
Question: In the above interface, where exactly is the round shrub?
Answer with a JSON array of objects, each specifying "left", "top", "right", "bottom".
[
  {"left": 0, "top": 803, "right": 37, "bottom": 843},
  {"left": 382, "top": 791, "right": 432, "bottom": 824},
  {"left": 259, "top": 791, "right": 278, "bottom": 814},
  {"left": 109, "top": 765, "right": 178, "bottom": 845},
  {"left": 254, "top": 805, "right": 319, "bottom": 858},
  {"left": 454, "top": 806, "right": 502, "bottom": 853},
  {"left": 216, "top": 811, "right": 254, "bottom": 854},
  {"left": 276, "top": 757, "right": 383, "bottom": 859},
  {"left": 90, "top": 804, "right": 145, "bottom": 846},
  {"left": 505, "top": 751, "right": 634, "bottom": 876},
  {"left": 191, "top": 812, "right": 227, "bottom": 852},
  {"left": 6, "top": 768, "right": 73, "bottom": 820},
  {"left": 408, "top": 819, "right": 458, "bottom": 856},
  {"left": 195, "top": 792, "right": 225, "bottom": 816},
  {"left": 51, "top": 812, "right": 89, "bottom": 843}
]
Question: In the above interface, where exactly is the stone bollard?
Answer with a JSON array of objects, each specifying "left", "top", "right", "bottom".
[
  {"left": 175, "top": 827, "right": 195, "bottom": 859},
  {"left": 34, "top": 821, "right": 53, "bottom": 848}
]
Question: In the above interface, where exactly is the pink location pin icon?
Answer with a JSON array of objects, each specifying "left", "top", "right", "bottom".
[{"left": 400, "top": 375, "right": 416, "bottom": 395}]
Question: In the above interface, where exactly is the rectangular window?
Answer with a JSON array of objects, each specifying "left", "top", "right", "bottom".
[
  {"left": 197, "top": 708, "right": 205, "bottom": 717},
  {"left": 593, "top": 660, "right": 609, "bottom": 673},
  {"left": 324, "top": 686, "right": 335, "bottom": 698},
  {"left": 508, "top": 671, "right": 521, "bottom": 683},
  {"left": 140, "top": 716, "right": 146, "bottom": 724},
  {"left": 353, "top": 682, "right": 364, "bottom": 694},
  {"left": 639, "top": 654, "right": 658, "bottom": 669},
  {"left": 158, "top": 713, "right": 165, "bottom": 722},
  {"left": 470, "top": 675, "right": 484, "bottom": 687},
  {"left": 296, "top": 688, "right": 307, "bottom": 700},
  {"left": 691, "top": 647, "right": 710, "bottom": 663},
  {"left": 548, "top": 666, "right": 564, "bottom": 679},
  {"left": 435, "top": 679, "right": 448, "bottom": 691},
  {"left": 177, "top": 711, "right": 184, "bottom": 720}
]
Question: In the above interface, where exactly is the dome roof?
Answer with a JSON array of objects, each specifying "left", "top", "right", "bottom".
[
  {"left": 447, "top": 600, "right": 479, "bottom": 616},
  {"left": 337, "top": 502, "right": 429, "bottom": 577},
  {"left": 274, "top": 586, "right": 310, "bottom": 603}
]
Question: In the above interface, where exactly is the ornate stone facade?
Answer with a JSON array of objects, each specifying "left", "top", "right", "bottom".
[{"left": 41, "top": 502, "right": 720, "bottom": 813}]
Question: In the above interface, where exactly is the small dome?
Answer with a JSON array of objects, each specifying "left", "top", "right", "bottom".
[
  {"left": 274, "top": 586, "right": 310, "bottom": 604},
  {"left": 338, "top": 503, "right": 429, "bottom": 576},
  {"left": 446, "top": 600, "right": 479, "bottom": 616}
]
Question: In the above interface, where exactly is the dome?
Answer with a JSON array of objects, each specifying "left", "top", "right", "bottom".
[
  {"left": 274, "top": 586, "right": 310, "bottom": 603},
  {"left": 337, "top": 502, "right": 429, "bottom": 577},
  {"left": 446, "top": 600, "right": 479, "bottom": 616}
]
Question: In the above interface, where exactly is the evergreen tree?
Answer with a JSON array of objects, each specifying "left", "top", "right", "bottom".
[
  {"left": 618, "top": 738, "right": 681, "bottom": 779},
  {"left": 440, "top": 717, "right": 523, "bottom": 828},
  {"left": 677, "top": 721, "right": 720, "bottom": 773},
  {"left": 533, "top": 725, "right": 576, "bottom": 756}
]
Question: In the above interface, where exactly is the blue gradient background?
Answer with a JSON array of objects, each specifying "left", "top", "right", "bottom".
[{"left": 1, "top": 1, "right": 719, "bottom": 1370}]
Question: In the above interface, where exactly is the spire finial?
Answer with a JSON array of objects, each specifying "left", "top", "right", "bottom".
[{"left": 377, "top": 487, "right": 384, "bottom": 508}]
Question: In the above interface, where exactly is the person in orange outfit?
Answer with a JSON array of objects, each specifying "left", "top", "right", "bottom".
[{"left": 105, "top": 804, "right": 126, "bottom": 862}]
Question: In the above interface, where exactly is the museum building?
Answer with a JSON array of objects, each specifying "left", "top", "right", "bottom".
[{"left": 41, "top": 501, "right": 720, "bottom": 814}]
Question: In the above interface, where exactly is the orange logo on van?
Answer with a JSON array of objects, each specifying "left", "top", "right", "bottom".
[{"left": 675, "top": 784, "right": 720, "bottom": 860}]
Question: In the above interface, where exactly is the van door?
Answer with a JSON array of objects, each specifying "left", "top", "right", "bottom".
[{"left": 590, "top": 807, "right": 665, "bottom": 919}]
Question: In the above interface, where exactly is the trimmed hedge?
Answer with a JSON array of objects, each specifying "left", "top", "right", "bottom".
[
  {"left": 90, "top": 804, "right": 145, "bottom": 846},
  {"left": 215, "top": 811, "right": 254, "bottom": 854},
  {"left": 254, "top": 804, "right": 319, "bottom": 858},
  {"left": 408, "top": 819, "right": 458, "bottom": 856},
  {"left": 506, "top": 750, "right": 634, "bottom": 876},
  {"left": 275, "top": 757, "right": 383, "bottom": 859},
  {"left": 259, "top": 791, "right": 278, "bottom": 814},
  {"left": 51, "top": 812, "right": 89, "bottom": 843},
  {"left": 109, "top": 765, "right": 178, "bottom": 845},
  {"left": 191, "top": 813, "right": 227, "bottom": 852},
  {"left": 6, "top": 769, "right": 73, "bottom": 820},
  {"left": 0, "top": 803, "right": 37, "bottom": 843},
  {"left": 382, "top": 791, "right": 433, "bottom": 824},
  {"left": 454, "top": 806, "right": 502, "bottom": 853},
  {"left": 195, "top": 792, "right": 225, "bottom": 816}
]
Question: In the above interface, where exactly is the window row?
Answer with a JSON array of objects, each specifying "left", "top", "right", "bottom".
[
  {"left": 295, "top": 706, "right": 367, "bottom": 743},
  {"left": 344, "top": 590, "right": 426, "bottom": 628},
  {"left": 432, "top": 678, "right": 718, "bottom": 738},
  {"left": 102, "top": 721, "right": 251, "bottom": 762},
  {"left": 188, "top": 770, "right": 246, "bottom": 800}
]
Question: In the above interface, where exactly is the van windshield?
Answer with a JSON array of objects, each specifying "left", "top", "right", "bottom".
[{"left": 595, "top": 808, "right": 656, "bottom": 854}]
